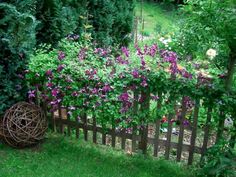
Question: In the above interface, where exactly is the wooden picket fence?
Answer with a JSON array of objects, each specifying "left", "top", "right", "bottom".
[{"left": 38, "top": 89, "right": 222, "bottom": 166}]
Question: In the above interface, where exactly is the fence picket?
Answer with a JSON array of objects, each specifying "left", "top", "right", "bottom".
[
  {"left": 121, "top": 128, "right": 126, "bottom": 150},
  {"left": 58, "top": 104, "right": 63, "bottom": 134},
  {"left": 102, "top": 130, "right": 106, "bottom": 145},
  {"left": 92, "top": 116, "right": 97, "bottom": 143},
  {"left": 188, "top": 99, "right": 200, "bottom": 165},
  {"left": 201, "top": 106, "right": 212, "bottom": 160},
  {"left": 165, "top": 113, "right": 173, "bottom": 160},
  {"left": 177, "top": 97, "right": 187, "bottom": 162},
  {"left": 139, "top": 90, "right": 150, "bottom": 154},
  {"left": 132, "top": 90, "right": 139, "bottom": 152},
  {"left": 154, "top": 93, "right": 162, "bottom": 157},
  {"left": 83, "top": 112, "right": 88, "bottom": 141},
  {"left": 51, "top": 111, "right": 56, "bottom": 132},
  {"left": 154, "top": 119, "right": 161, "bottom": 157},
  {"left": 75, "top": 113, "right": 80, "bottom": 139},
  {"left": 111, "top": 125, "right": 116, "bottom": 147},
  {"left": 66, "top": 108, "right": 71, "bottom": 136}
]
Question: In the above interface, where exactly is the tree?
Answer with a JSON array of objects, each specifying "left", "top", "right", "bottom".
[{"left": 0, "top": 3, "right": 37, "bottom": 115}]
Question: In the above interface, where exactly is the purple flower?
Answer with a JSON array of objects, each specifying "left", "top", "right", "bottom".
[
  {"left": 218, "top": 73, "right": 226, "bottom": 79},
  {"left": 58, "top": 51, "right": 65, "bottom": 60},
  {"left": 94, "top": 48, "right": 109, "bottom": 57},
  {"left": 91, "top": 88, "right": 98, "bottom": 94},
  {"left": 183, "top": 120, "right": 189, "bottom": 126},
  {"left": 132, "top": 69, "right": 139, "bottom": 78},
  {"left": 182, "top": 70, "right": 192, "bottom": 79},
  {"left": 116, "top": 56, "right": 128, "bottom": 65},
  {"left": 141, "top": 59, "right": 146, "bottom": 70},
  {"left": 46, "top": 70, "right": 53, "bottom": 77},
  {"left": 118, "top": 92, "right": 129, "bottom": 102},
  {"left": 72, "top": 91, "right": 78, "bottom": 97},
  {"left": 149, "top": 44, "right": 158, "bottom": 57},
  {"left": 78, "top": 48, "right": 87, "bottom": 61},
  {"left": 50, "top": 99, "right": 61, "bottom": 106},
  {"left": 46, "top": 82, "right": 53, "bottom": 88},
  {"left": 141, "top": 80, "right": 148, "bottom": 87},
  {"left": 102, "top": 84, "right": 112, "bottom": 92},
  {"left": 136, "top": 46, "right": 143, "bottom": 56},
  {"left": 121, "top": 47, "right": 129, "bottom": 57},
  {"left": 51, "top": 88, "right": 59, "bottom": 97},
  {"left": 160, "top": 50, "right": 177, "bottom": 63},
  {"left": 28, "top": 90, "right": 36, "bottom": 99},
  {"left": 57, "top": 64, "right": 64, "bottom": 72}
]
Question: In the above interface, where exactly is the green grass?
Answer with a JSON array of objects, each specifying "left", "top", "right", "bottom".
[
  {"left": 135, "top": 1, "right": 179, "bottom": 35},
  {"left": 0, "top": 133, "right": 194, "bottom": 177}
]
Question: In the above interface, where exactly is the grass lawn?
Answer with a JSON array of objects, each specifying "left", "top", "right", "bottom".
[
  {"left": 135, "top": 1, "right": 179, "bottom": 35},
  {"left": 0, "top": 133, "right": 194, "bottom": 177}
]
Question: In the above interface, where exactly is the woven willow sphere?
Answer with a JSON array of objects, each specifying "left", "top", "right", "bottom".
[{"left": 2, "top": 102, "right": 47, "bottom": 147}]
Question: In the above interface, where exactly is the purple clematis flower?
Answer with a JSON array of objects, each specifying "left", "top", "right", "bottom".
[
  {"left": 57, "top": 64, "right": 64, "bottom": 72},
  {"left": 132, "top": 69, "right": 139, "bottom": 78},
  {"left": 118, "top": 92, "right": 129, "bottom": 102},
  {"left": 28, "top": 90, "right": 36, "bottom": 99},
  {"left": 46, "top": 70, "right": 53, "bottom": 77},
  {"left": 58, "top": 51, "right": 65, "bottom": 60},
  {"left": 121, "top": 47, "right": 130, "bottom": 57}
]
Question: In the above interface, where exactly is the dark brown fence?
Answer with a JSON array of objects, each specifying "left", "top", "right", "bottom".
[{"left": 38, "top": 89, "right": 226, "bottom": 166}]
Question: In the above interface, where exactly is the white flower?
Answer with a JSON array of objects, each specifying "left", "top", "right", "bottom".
[
  {"left": 159, "top": 37, "right": 165, "bottom": 42},
  {"left": 206, "top": 48, "right": 217, "bottom": 59}
]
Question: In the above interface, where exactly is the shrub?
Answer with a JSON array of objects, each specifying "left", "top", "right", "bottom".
[
  {"left": 0, "top": 3, "right": 37, "bottom": 115},
  {"left": 199, "top": 140, "right": 236, "bottom": 177}
]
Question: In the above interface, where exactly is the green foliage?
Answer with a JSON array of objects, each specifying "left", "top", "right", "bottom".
[
  {"left": 0, "top": 3, "right": 37, "bottom": 115},
  {"left": 199, "top": 140, "right": 236, "bottom": 177},
  {"left": 177, "top": 0, "right": 236, "bottom": 68},
  {"left": 35, "top": 0, "right": 87, "bottom": 46},
  {"left": 26, "top": 37, "right": 235, "bottom": 128},
  {"left": 3, "top": 0, "right": 134, "bottom": 47},
  {"left": 89, "top": 0, "right": 134, "bottom": 46}
]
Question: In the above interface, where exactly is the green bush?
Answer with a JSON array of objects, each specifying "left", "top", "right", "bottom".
[
  {"left": 0, "top": 3, "right": 37, "bottom": 115},
  {"left": 199, "top": 140, "right": 236, "bottom": 177}
]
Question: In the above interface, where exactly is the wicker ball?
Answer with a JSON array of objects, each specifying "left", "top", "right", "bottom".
[{"left": 2, "top": 102, "right": 47, "bottom": 147}]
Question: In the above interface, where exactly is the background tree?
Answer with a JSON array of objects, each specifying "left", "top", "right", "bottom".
[{"left": 0, "top": 3, "right": 37, "bottom": 115}]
